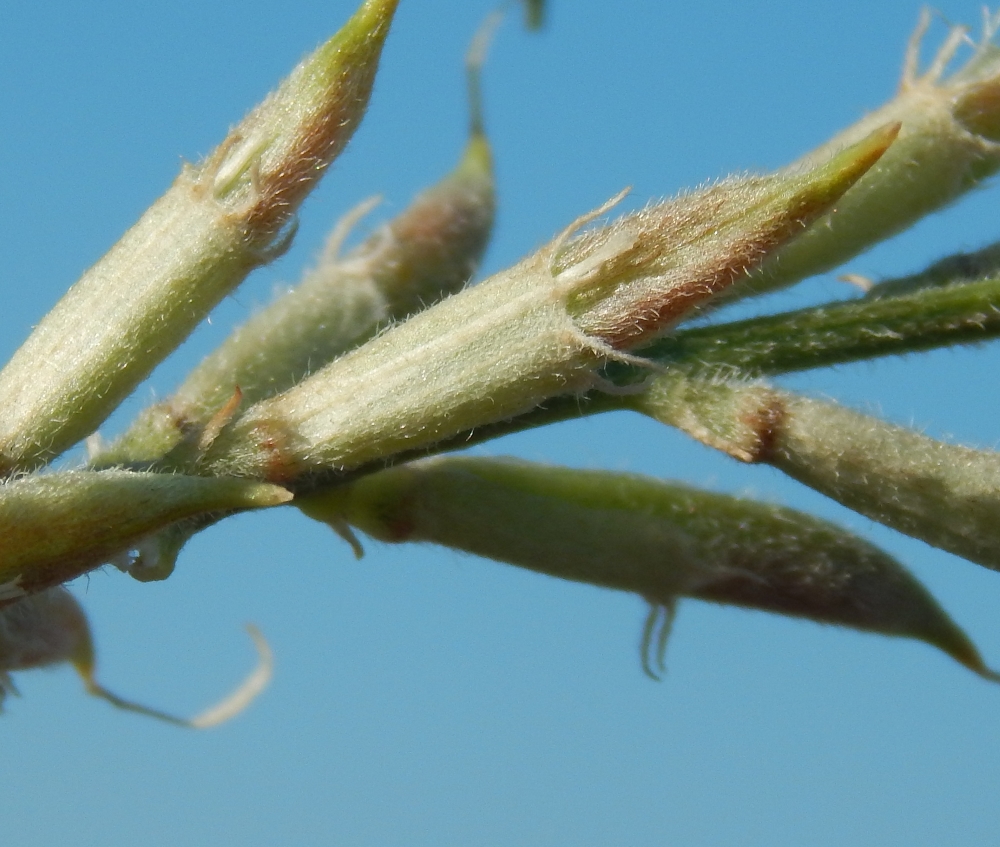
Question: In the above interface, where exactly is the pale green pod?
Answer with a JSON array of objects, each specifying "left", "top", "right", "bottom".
[
  {"left": 0, "top": 0, "right": 399, "bottom": 475},
  {"left": 0, "top": 470, "right": 291, "bottom": 597},
  {"left": 99, "top": 130, "right": 494, "bottom": 469},
  {"left": 298, "top": 456, "right": 997, "bottom": 681},
  {"left": 95, "top": 27, "right": 495, "bottom": 470},
  {"left": 742, "top": 14, "right": 1000, "bottom": 299},
  {"left": 202, "top": 126, "right": 896, "bottom": 482},
  {"left": 632, "top": 372, "right": 1000, "bottom": 575},
  {"left": 772, "top": 395, "right": 1000, "bottom": 574},
  {"left": 0, "top": 587, "right": 272, "bottom": 727}
]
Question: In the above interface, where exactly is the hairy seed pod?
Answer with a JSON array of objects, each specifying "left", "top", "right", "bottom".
[{"left": 298, "top": 456, "right": 998, "bottom": 682}]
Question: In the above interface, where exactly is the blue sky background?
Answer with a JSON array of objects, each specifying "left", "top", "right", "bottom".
[{"left": 3, "top": 1, "right": 1000, "bottom": 845}]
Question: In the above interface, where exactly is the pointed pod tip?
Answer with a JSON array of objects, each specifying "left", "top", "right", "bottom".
[
  {"left": 308, "top": 0, "right": 401, "bottom": 88},
  {"left": 212, "top": 0, "right": 401, "bottom": 234},
  {"left": 240, "top": 482, "right": 294, "bottom": 508},
  {"left": 797, "top": 121, "right": 901, "bottom": 209},
  {"left": 347, "top": 0, "right": 401, "bottom": 35},
  {"left": 973, "top": 663, "right": 1000, "bottom": 685},
  {"left": 847, "top": 120, "right": 901, "bottom": 169},
  {"left": 315, "top": 0, "right": 398, "bottom": 72},
  {"left": 455, "top": 131, "right": 494, "bottom": 182},
  {"left": 920, "top": 619, "right": 1000, "bottom": 684},
  {"left": 944, "top": 640, "right": 1000, "bottom": 685}
]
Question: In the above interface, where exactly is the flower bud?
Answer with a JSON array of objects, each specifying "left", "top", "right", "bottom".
[{"left": 0, "top": 587, "right": 272, "bottom": 726}]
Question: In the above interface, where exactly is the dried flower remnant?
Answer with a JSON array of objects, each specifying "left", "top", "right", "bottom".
[
  {"left": 744, "top": 11, "right": 1000, "bottom": 298},
  {"left": 0, "top": 587, "right": 272, "bottom": 726},
  {"left": 298, "top": 456, "right": 998, "bottom": 682}
]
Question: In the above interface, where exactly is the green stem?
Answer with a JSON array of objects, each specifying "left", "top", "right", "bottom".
[
  {"left": 646, "top": 274, "right": 1000, "bottom": 375},
  {"left": 357, "top": 261, "right": 1000, "bottom": 471}
]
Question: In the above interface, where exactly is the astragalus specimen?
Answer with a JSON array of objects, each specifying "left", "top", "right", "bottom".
[{"left": 4, "top": 2, "right": 1000, "bottom": 725}]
